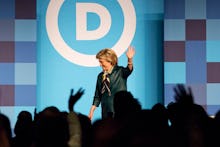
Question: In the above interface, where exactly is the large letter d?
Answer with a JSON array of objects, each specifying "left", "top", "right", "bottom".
[{"left": 76, "top": 3, "right": 111, "bottom": 40}]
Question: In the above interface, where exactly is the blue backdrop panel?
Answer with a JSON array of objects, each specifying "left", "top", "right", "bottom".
[
  {"left": 37, "top": 0, "right": 164, "bottom": 121},
  {"left": 0, "top": 0, "right": 36, "bottom": 131},
  {"left": 164, "top": 0, "right": 220, "bottom": 115}
]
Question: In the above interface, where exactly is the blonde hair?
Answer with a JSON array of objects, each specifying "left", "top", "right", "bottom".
[{"left": 96, "top": 48, "right": 118, "bottom": 66}]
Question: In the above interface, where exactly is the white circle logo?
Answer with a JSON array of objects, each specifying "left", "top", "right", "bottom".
[{"left": 46, "top": 0, "right": 136, "bottom": 67}]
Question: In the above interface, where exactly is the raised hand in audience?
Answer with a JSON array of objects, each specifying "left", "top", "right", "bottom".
[
  {"left": 173, "top": 84, "right": 194, "bottom": 105},
  {"left": 68, "top": 88, "right": 85, "bottom": 112}
]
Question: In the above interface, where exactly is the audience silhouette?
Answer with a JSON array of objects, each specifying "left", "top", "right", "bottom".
[
  {"left": 0, "top": 113, "right": 12, "bottom": 147},
  {"left": 0, "top": 84, "right": 220, "bottom": 147},
  {"left": 33, "top": 106, "right": 69, "bottom": 147},
  {"left": 11, "top": 111, "right": 33, "bottom": 147},
  {"left": 167, "top": 84, "right": 213, "bottom": 147}
]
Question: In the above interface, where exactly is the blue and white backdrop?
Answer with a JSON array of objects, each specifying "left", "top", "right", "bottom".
[{"left": 37, "top": 0, "right": 163, "bottom": 121}]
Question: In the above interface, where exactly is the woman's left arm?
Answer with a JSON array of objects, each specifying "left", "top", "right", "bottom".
[{"left": 126, "top": 46, "right": 135, "bottom": 70}]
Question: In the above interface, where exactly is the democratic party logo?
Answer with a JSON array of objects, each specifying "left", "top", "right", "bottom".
[{"left": 46, "top": 0, "right": 136, "bottom": 67}]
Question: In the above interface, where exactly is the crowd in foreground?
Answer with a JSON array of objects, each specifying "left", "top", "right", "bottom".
[{"left": 1, "top": 84, "right": 220, "bottom": 147}]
